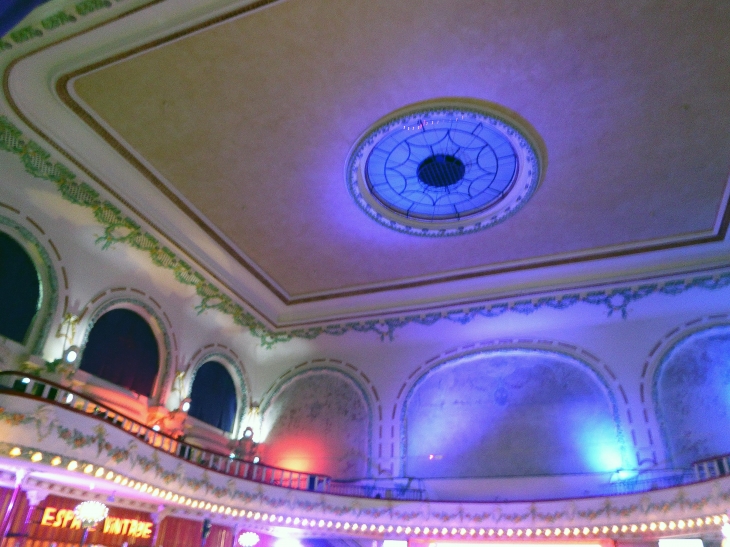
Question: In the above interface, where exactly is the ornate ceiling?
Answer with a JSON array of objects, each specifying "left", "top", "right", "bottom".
[
  {"left": 4, "top": 0, "right": 730, "bottom": 330},
  {"left": 2, "top": 0, "right": 730, "bottom": 520},
  {"left": 48, "top": 0, "right": 730, "bottom": 312}
]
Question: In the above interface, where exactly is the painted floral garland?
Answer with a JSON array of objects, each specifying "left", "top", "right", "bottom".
[{"left": 1, "top": 116, "right": 729, "bottom": 347}]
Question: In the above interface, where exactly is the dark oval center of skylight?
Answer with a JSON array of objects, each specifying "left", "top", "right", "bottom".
[{"left": 416, "top": 154, "right": 466, "bottom": 188}]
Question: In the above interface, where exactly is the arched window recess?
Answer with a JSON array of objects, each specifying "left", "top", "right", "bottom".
[
  {"left": 182, "top": 352, "right": 248, "bottom": 438},
  {"left": 74, "top": 298, "right": 171, "bottom": 413},
  {"left": 0, "top": 219, "right": 58, "bottom": 356}
]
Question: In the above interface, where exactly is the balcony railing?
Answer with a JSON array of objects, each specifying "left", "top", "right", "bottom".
[
  {"left": 327, "top": 480, "right": 425, "bottom": 501},
  {"left": 605, "top": 470, "right": 695, "bottom": 495},
  {"left": 0, "top": 371, "right": 423, "bottom": 500},
  {"left": 4, "top": 370, "right": 727, "bottom": 503},
  {"left": 693, "top": 452, "right": 730, "bottom": 481}
]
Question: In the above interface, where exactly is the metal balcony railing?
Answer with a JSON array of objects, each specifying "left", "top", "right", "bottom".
[
  {"left": 0, "top": 371, "right": 329, "bottom": 492},
  {"left": 0, "top": 371, "right": 424, "bottom": 501},
  {"left": 693, "top": 453, "right": 730, "bottom": 481},
  {"left": 5, "top": 371, "right": 728, "bottom": 503},
  {"left": 327, "top": 481, "right": 425, "bottom": 501},
  {"left": 605, "top": 471, "right": 695, "bottom": 495}
]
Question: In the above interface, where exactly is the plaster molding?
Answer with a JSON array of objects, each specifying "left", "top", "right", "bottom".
[
  {"left": 1, "top": 395, "right": 730, "bottom": 536},
  {"left": 644, "top": 318, "right": 730, "bottom": 469},
  {"left": 259, "top": 361, "right": 378, "bottom": 478},
  {"left": 1, "top": 115, "right": 729, "bottom": 347}
]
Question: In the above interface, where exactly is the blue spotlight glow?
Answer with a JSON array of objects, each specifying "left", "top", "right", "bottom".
[{"left": 576, "top": 423, "right": 625, "bottom": 472}]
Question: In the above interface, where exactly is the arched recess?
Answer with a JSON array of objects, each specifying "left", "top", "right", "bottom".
[
  {"left": 78, "top": 297, "right": 171, "bottom": 402},
  {"left": 0, "top": 231, "right": 40, "bottom": 343},
  {"left": 186, "top": 351, "right": 247, "bottom": 436},
  {"left": 402, "top": 348, "right": 628, "bottom": 478},
  {"left": 259, "top": 366, "right": 372, "bottom": 480},
  {"left": 653, "top": 323, "right": 730, "bottom": 468},
  {"left": 0, "top": 216, "right": 58, "bottom": 354}
]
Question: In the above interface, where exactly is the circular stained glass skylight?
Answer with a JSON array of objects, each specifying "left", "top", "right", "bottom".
[{"left": 347, "top": 99, "right": 544, "bottom": 236}]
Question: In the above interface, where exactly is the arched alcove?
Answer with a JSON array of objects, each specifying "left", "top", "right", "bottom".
[
  {"left": 0, "top": 231, "right": 40, "bottom": 344},
  {"left": 403, "top": 349, "right": 626, "bottom": 478},
  {"left": 188, "top": 360, "right": 238, "bottom": 433},
  {"left": 260, "top": 369, "right": 371, "bottom": 479},
  {"left": 79, "top": 308, "right": 159, "bottom": 397},
  {"left": 654, "top": 324, "right": 730, "bottom": 467}
]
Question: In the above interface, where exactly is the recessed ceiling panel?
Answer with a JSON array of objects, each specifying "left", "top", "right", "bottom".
[{"left": 70, "top": 0, "right": 730, "bottom": 300}]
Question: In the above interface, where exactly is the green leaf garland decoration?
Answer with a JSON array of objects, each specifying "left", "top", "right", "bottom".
[{"left": 1, "top": 116, "right": 729, "bottom": 347}]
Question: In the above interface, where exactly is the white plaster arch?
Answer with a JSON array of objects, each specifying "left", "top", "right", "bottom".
[
  {"left": 76, "top": 289, "right": 174, "bottom": 406},
  {"left": 183, "top": 346, "right": 249, "bottom": 437},
  {"left": 640, "top": 314, "right": 730, "bottom": 468},
  {"left": 0, "top": 210, "right": 61, "bottom": 359},
  {"left": 394, "top": 338, "right": 633, "bottom": 478},
  {"left": 258, "top": 359, "right": 376, "bottom": 479}
]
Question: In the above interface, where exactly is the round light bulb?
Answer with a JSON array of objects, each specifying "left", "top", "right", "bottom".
[
  {"left": 74, "top": 501, "right": 108, "bottom": 528},
  {"left": 238, "top": 532, "right": 260, "bottom": 547}
]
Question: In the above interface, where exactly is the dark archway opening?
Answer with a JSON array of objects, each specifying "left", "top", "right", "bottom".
[
  {"left": 188, "top": 361, "right": 237, "bottom": 432},
  {"left": 0, "top": 232, "right": 40, "bottom": 343},
  {"left": 79, "top": 308, "right": 159, "bottom": 397}
]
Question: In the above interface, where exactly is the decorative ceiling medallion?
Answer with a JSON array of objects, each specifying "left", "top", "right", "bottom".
[{"left": 347, "top": 99, "right": 545, "bottom": 236}]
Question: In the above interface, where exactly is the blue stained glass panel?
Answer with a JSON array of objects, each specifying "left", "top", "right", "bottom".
[{"left": 365, "top": 119, "right": 518, "bottom": 221}]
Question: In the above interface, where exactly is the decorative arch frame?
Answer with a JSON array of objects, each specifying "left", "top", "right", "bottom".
[
  {"left": 0, "top": 213, "right": 59, "bottom": 355},
  {"left": 644, "top": 314, "right": 730, "bottom": 468},
  {"left": 185, "top": 347, "right": 249, "bottom": 437},
  {"left": 77, "top": 290, "right": 173, "bottom": 405},
  {"left": 396, "top": 339, "right": 631, "bottom": 477},
  {"left": 258, "top": 359, "right": 376, "bottom": 477}
]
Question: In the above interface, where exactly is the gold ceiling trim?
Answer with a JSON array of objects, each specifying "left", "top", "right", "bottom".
[
  {"left": 45, "top": 0, "right": 730, "bottom": 305},
  {"left": 59, "top": 78, "right": 730, "bottom": 304},
  {"left": 60, "top": 68, "right": 730, "bottom": 305}
]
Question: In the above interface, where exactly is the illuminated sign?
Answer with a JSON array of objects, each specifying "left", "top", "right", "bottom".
[
  {"left": 102, "top": 516, "right": 153, "bottom": 538},
  {"left": 40, "top": 507, "right": 153, "bottom": 539}
]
